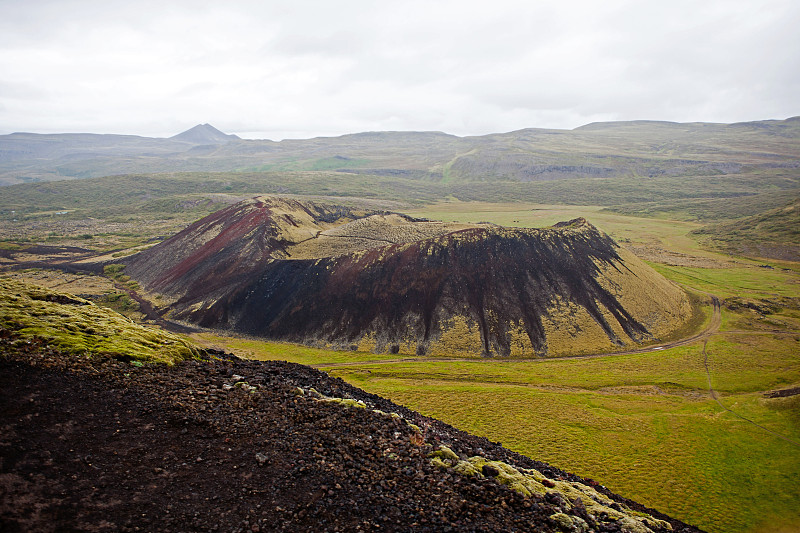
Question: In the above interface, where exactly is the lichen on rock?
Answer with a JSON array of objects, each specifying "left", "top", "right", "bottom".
[{"left": 428, "top": 445, "right": 671, "bottom": 532}]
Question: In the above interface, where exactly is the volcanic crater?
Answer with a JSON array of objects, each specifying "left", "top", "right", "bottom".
[{"left": 125, "top": 196, "right": 692, "bottom": 357}]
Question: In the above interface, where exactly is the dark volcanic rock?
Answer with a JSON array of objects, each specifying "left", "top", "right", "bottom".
[
  {"left": 0, "top": 335, "right": 705, "bottom": 533},
  {"left": 125, "top": 196, "right": 691, "bottom": 357}
]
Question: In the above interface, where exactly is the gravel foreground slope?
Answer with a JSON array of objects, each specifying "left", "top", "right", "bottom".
[{"left": 0, "top": 336, "right": 704, "bottom": 533}]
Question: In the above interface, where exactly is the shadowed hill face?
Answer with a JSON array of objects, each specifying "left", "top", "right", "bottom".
[{"left": 125, "top": 197, "right": 691, "bottom": 357}]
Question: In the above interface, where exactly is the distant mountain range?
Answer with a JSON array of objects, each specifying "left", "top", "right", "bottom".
[{"left": 1, "top": 118, "right": 798, "bottom": 186}]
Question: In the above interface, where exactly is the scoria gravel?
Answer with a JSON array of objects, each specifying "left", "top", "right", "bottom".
[{"left": 0, "top": 334, "right": 704, "bottom": 532}]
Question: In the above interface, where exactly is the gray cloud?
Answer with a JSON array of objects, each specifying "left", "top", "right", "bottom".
[{"left": 0, "top": 0, "right": 798, "bottom": 139}]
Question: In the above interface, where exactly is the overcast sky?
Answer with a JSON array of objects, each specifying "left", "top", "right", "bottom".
[{"left": 1, "top": 0, "right": 798, "bottom": 140}]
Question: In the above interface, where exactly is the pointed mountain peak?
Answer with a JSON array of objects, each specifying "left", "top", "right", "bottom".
[{"left": 170, "top": 123, "right": 240, "bottom": 144}]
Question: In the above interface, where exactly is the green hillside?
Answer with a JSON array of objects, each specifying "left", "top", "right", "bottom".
[
  {"left": 2, "top": 117, "right": 797, "bottom": 264},
  {"left": 692, "top": 198, "right": 800, "bottom": 261},
  {"left": 2, "top": 117, "right": 799, "bottom": 186}
]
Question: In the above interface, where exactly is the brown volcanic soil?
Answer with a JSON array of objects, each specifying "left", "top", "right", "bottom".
[{"left": 0, "top": 336, "right": 704, "bottom": 533}]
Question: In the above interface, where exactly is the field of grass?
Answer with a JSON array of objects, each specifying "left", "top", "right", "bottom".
[
  {"left": 240, "top": 156, "right": 374, "bottom": 172},
  {"left": 191, "top": 332, "right": 407, "bottom": 366},
  {"left": 650, "top": 263, "right": 800, "bottom": 300},
  {"left": 606, "top": 188, "right": 798, "bottom": 221},
  {"left": 690, "top": 198, "right": 800, "bottom": 261}
]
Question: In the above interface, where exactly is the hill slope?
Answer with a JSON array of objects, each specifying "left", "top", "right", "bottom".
[
  {"left": 170, "top": 123, "right": 241, "bottom": 144},
  {"left": 125, "top": 196, "right": 692, "bottom": 357},
  {"left": 691, "top": 198, "right": 800, "bottom": 261},
  {"left": 0, "top": 280, "right": 703, "bottom": 532}
]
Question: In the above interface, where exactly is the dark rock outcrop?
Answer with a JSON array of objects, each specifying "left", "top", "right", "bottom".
[{"left": 0, "top": 334, "right": 705, "bottom": 532}]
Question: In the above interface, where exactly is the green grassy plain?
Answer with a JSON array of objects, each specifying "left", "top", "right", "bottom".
[
  {"left": 192, "top": 333, "right": 407, "bottom": 366},
  {"left": 650, "top": 263, "right": 800, "bottom": 300},
  {"left": 200, "top": 202, "right": 800, "bottom": 533}
]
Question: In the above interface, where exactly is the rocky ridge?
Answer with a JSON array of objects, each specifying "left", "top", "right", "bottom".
[{"left": 0, "top": 332, "right": 704, "bottom": 532}]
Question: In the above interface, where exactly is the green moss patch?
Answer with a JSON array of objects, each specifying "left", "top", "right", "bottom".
[
  {"left": 0, "top": 277, "right": 200, "bottom": 364},
  {"left": 429, "top": 446, "right": 672, "bottom": 532},
  {"left": 307, "top": 387, "right": 367, "bottom": 409}
]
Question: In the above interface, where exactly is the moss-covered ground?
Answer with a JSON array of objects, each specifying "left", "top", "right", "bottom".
[{"left": 0, "top": 277, "right": 199, "bottom": 364}]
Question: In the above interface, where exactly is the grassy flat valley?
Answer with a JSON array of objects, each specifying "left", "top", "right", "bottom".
[{"left": 180, "top": 203, "right": 800, "bottom": 533}]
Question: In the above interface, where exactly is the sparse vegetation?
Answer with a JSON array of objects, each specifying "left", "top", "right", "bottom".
[
  {"left": 103, "top": 263, "right": 126, "bottom": 278},
  {"left": 691, "top": 198, "right": 800, "bottom": 261},
  {"left": 102, "top": 263, "right": 140, "bottom": 291},
  {"left": 98, "top": 291, "right": 141, "bottom": 315}
]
